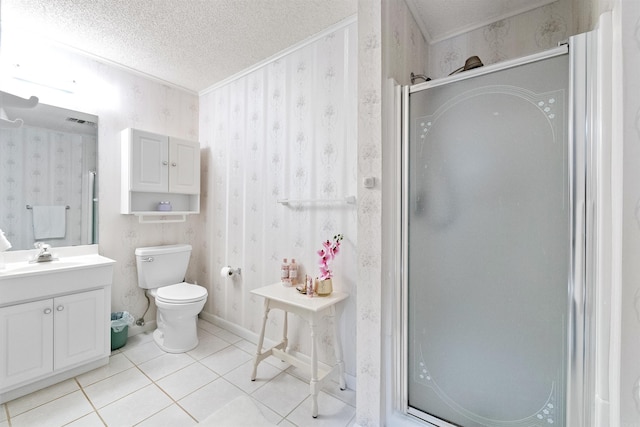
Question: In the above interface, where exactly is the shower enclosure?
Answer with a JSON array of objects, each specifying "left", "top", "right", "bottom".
[{"left": 401, "top": 30, "right": 600, "bottom": 427}]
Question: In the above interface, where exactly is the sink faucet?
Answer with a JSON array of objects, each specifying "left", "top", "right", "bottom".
[{"left": 32, "top": 242, "right": 57, "bottom": 263}]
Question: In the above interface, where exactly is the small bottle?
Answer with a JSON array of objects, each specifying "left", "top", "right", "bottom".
[
  {"left": 157, "top": 201, "right": 172, "bottom": 211},
  {"left": 306, "top": 276, "right": 314, "bottom": 298},
  {"left": 281, "top": 258, "right": 290, "bottom": 286},
  {"left": 289, "top": 259, "right": 298, "bottom": 286}
]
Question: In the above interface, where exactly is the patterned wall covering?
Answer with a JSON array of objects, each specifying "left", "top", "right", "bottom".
[
  {"left": 356, "top": 0, "right": 383, "bottom": 425},
  {"left": 427, "top": 0, "right": 573, "bottom": 79},
  {"left": 0, "top": 126, "right": 96, "bottom": 250},
  {"left": 198, "top": 22, "right": 358, "bottom": 379},
  {"left": 383, "top": 0, "right": 429, "bottom": 85},
  {"left": 0, "top": 35, "right": 199, "bottom": 324},
  {"left": 620, "top": 0, "right": 640, "bottom": 424}
]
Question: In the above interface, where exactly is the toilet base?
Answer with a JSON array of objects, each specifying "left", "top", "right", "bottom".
[{"left": 153, "top": 327, "right": 199, "bottom": 353}]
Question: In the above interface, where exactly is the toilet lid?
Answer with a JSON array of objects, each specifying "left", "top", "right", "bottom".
[{"left": 156, "top": 282, "right": 208, "bottom": 304}]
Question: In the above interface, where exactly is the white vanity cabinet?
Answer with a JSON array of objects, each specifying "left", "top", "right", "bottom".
[
  {"left": 121, "top": 128, "right": 200, "bottom": 220},
  {"left": 0, "top": 289, "right": 105, "bottom": 390},
  {"left": 0, "top": 247, "right": 114, "bottom": 404}
]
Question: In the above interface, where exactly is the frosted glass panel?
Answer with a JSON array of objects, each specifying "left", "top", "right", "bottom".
[{"left": 407, "top": 54, "right": 569, "bottom": 426}]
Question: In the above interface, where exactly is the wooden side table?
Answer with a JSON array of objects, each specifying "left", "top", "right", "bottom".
[{"left": 250, "top": 282, "right": 349, "bottom": 418}]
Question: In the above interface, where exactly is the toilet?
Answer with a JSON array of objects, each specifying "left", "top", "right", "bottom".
[{"left": 135, "top": 244, "right": 208, "bottom": 353}]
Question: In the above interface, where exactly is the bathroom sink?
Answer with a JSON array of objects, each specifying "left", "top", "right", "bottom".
[
  {"left": 1, "top": 259, "right": 86, "bottom": 275},
  {"left": 0, "top": 247, "right": 115, "bottom": 306}
]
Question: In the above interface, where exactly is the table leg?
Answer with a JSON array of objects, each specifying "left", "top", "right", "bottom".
[
  {"left": 310, "top": 315, "right": 319, "bottom": 418},
  {"left": 282, "top": 311, "right": 288, "bottom": 354},
  {"left": 333, "top": 303, "right": 346, "bottom": 390},
  {"left": 251, "top": 299, "right": 270, "bottom": 381}
]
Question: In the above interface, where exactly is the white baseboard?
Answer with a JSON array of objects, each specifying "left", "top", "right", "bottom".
[{"left": 199, "top": 311, "right": 356, "bottom": 390}]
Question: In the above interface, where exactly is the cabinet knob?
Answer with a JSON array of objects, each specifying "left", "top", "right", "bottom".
[
  {"left": 44, "top": 308, "right": 52, "bottom": 314},
  {"left": 171, "top": 162, "right": 177, "bottom": 167},
  {"left": 162, "top": 161, "right": 168, "bottom": 165},
  {"left": 57, "top": 305, "right": 64, "bottom": 311}
]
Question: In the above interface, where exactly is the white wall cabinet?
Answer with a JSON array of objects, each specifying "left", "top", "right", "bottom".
[
  {"left": 0, "top": 289, "right": 105, "bottom": 390},
  {"left": 121, "top": 128, "right": 200, "bottom": 221}
]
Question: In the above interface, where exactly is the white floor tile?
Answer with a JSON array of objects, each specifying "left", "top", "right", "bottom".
[
  {"left": 197, "top": 319, "right": 223, "bottom": 335},
  {"left": 286, "top": 365, "right": 355, "bottom": 406},
  {"left": 7, "top": 379, "right": 79, "bottom": 417},
  {"left": 2, "top": 322, "right": 356, "bottom": 427},
  {"left": 137, "top": 352, "right": 195, "bottom": 381},
  {"left": 251, "top": 397, "right": 285, "bottom": 425},
  {"left": 156, "top": 363, "right": 218, "bottom": 400},
  {"left": 212, "top": 328, "right": 243, "bottom": 344},
  {"left": 187, "top": 331, "right": 231, "bottom": 360},
  {"left": 233, "top": 338, "right": 258, "bottom": 354},
  {"left": 251, "top": 372, "right": 309, "bottom": 417},
  {"left": 122, "top": 331, "right": 154, "bottom": 348},
  {"left": 9, "top": 390, "right": 93, "bottom": 427},
  {"left": 64, "top": 411, "right": 105, "bottom": 427},
  {"left": 286, "top": 392, "right": 355, "bottom": 427},
  {"left": 83, "top": 367, "right": 151, "bottom": 408},
  {"left": 178, "top": 377, "right": 244, "bottom": 421},
  {"left": 264, "top": 354, "right": 292, "bottom": 371},
  {"left": 123, "top": 340, "right": 165, "bottom": 365},
  {"left": 200, "top": 345, "right": 252, "bottom": 375},
  {"left": 136, "top": 403, "right": 197, "bottom": 427},
  {"left": 76, "top": 353, "right": 134, "bottom": 387},
  {"left": 98, "top": 384, "right": 172, "bottom": 426},
  {"left": 223, "top": 359, "right": 281, "bottom": 394}
]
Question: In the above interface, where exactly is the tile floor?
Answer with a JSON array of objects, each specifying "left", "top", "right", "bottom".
[{"left": 0, "top": 319, "right": 356, "bottom": 427}]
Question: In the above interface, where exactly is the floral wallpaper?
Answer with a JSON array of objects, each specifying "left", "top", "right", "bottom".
[
  {"left": 198, "top": 22, "right": 358, "bottom": 381},
  {"left": 0, "top": 34, "right": 199, "bottom": 325},
  {"left": 357, "top": 0, "right": 383, "bottom": 425},
  {"left": 0, "top": 126, "right": 96, "bottom": 250},
  {"left": 427, "top": 0, "right": 572, "bottom": 79}
]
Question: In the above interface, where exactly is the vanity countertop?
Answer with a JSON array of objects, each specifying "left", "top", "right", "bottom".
[{"left": 0, "top": 245, "right": 115, "bottom": 306}]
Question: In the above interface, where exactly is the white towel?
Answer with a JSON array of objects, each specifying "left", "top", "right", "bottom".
[
  {"left": 32, "top": 205, "right": 66, "bottom": 239},
  {"left": 0, "top": 229, "right": 12, "bottom": 252}
]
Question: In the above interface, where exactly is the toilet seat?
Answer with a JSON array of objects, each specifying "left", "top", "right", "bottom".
[{"left": 155, "top": 282, "right": 208, "bottom": 304}]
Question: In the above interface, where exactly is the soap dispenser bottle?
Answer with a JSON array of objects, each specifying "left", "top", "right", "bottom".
[
  {"left": 289, "top": 259, "right": 298, "bottom": 286},
  {"left": 281, "top": 258, "right": 290, "bottom": 286}
]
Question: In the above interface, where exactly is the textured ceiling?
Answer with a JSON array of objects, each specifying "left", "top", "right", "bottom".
[
  {"left": 0, "top": 0, "right": 357, "bottom": 93},
  {"left": 406, "top": 0, "right": 558, "bottom": 44},
  {"left": 1, "top": 1, "right": 557, "bottom": 93}
]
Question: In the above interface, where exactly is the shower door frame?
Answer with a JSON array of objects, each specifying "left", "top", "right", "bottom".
[{"left": 398, "top": 32, "right": 598, "bottom": 427}]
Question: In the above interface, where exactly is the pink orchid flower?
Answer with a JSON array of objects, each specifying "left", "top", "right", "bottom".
[{"left": 317, "top": 234, "right": 344, "bottom": 280}]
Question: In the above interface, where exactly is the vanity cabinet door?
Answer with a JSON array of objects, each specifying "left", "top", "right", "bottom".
[
  {"left": 53, "top": 289, "right": 106, "bottom": 371},
  {"left": 168, "top": 137, "right": 200, "bottom": 194},
  {"left": 0, "top": 299, "right": 54, "bottom": 390},
  {"left": 129, "top": 129, "right": 169, "bottom": 193}
]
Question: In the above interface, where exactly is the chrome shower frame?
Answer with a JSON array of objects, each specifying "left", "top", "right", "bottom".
[{"left": 395, "top": 31, "right": 602, "bottom": 427}]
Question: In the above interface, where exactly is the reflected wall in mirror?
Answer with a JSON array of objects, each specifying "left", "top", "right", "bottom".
[{"left": 0, "top": 102, "right": 98, "bottom": 250}]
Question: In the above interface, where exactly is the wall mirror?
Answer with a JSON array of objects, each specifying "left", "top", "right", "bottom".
[{"left": 0, "top": 100, "right": 98, "bottom": 250}]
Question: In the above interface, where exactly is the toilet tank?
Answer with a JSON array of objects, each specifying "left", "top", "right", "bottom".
[{"left": 135, "top": 244, "right": 192, "bottom": 289}]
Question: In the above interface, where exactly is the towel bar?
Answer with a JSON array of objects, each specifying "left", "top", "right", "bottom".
[{"left": 26, "top": 205, "right": 70, "bottom": 210}]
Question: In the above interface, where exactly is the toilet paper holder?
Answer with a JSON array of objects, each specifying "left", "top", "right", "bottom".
[{"left": 221, "top": 266, "right": 241, "bottom": 278}]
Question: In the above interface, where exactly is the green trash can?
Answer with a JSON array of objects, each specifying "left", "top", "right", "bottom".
[{"left": 111, "top": 312, "right": 133, "bottom": 351}]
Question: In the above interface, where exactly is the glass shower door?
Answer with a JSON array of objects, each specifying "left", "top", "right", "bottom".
[{"left": 406, "top": 52, "right": 571, "bottom": 427}]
